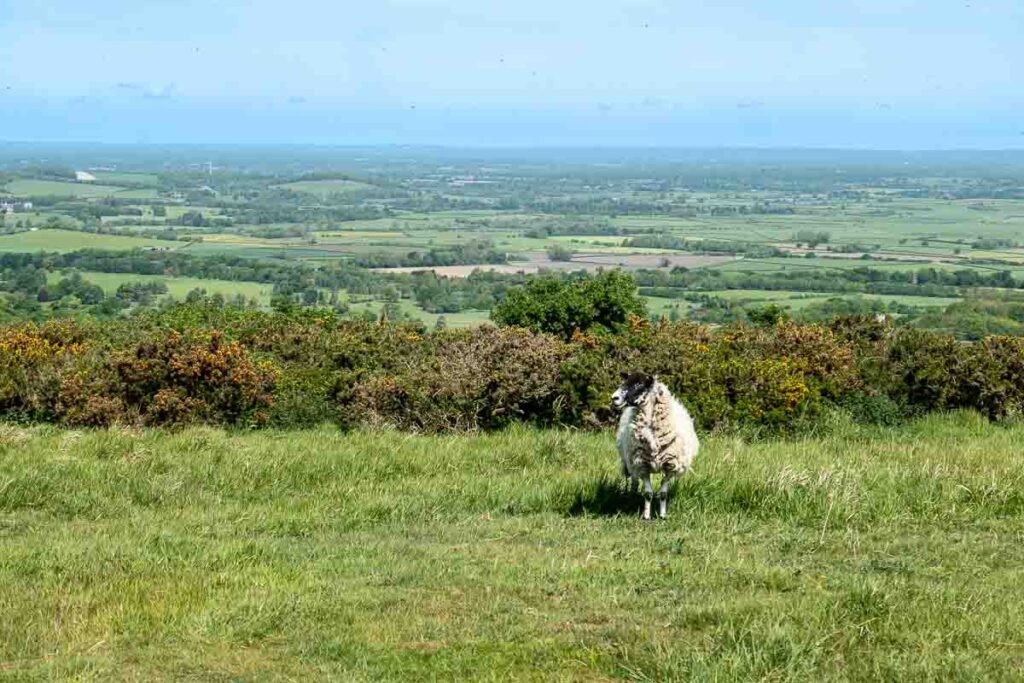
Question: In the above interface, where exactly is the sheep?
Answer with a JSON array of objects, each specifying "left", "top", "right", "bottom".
[{"left": 612, "top": 373, "right": 699, "bottom": 520}]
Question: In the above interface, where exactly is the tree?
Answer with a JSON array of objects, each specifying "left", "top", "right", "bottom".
[
  {"left": 185, "top": 287, "right": 207, "bottom": 304},
  {"left": 746, "top": 303, "right": 790, "bottom": 327},
  {"left": 491, "top": 270, "right": 647, "bottom": 340},
  {"left": 546, "top": 244, "right": 574, "bottom": 262},
  {"left": 794, "top": 230, "right": 830, "bottom": 248},
  {"left": 177, "top": 211, "right": 206, "bottom": 227}
]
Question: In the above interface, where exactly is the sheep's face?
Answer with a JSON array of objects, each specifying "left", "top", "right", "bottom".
[{"left": 612, "top": 373, "right": 655, "bottom": 410}]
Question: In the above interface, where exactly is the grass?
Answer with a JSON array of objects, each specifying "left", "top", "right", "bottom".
[
  {"left": 702, "top": 290, "right": 960, "bottom": 310},
  {"left": 3, "top": 179, "right": 128, "bottom": 198},
  {"left": 1, "top": 412, "right": 1022, "bottom": 680},
  {"left": 0, "top": 229, "right": 172, "bottom": 253},
  {"left": 346, "top": 297, "right": 491, "bottom": 327},
  {"left": 45, "top": 271, "right": 274, "bottom": 306},
  {"left": 276, "top": 179, "right": 376, "bottom": 196},
  {"left": 108, "top": 188, "right": 159, "bottom": 200},
  {"left": 89, "top": 172, "right": 160, "bottom": 186}
]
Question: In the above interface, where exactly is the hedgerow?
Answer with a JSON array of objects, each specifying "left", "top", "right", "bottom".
[{"left": 1, "top": 307, "right": 1023, "bottom": 432}]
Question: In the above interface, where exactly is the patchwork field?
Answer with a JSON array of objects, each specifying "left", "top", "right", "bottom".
[
  {"left": 3, "top": 150, "right": 1024, "bottom": 329},
  {"left": 1, "top": 413, "right": 1022, "bottom": 679}
]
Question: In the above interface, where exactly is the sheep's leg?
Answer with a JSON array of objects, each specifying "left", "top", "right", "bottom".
[
  {"left": 641, "top": 474, "right": 654, "bottom": 520},
  {"left": 657, "top": 473, "right": 675, "bottom": 520},
  {"left": 628, "top": 475, "right": 639, "bottom": 496}
]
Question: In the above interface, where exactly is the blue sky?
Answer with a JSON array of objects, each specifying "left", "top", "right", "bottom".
[{"left": 1, "top": 0, "right": 1021, "bottom": 147}]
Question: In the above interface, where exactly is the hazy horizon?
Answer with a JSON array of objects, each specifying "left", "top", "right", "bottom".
[{"left": 2, "top": 0, "right": 1021, "bottom": 148}]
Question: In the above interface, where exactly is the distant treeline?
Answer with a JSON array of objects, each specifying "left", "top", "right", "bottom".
[
  {"left": 634, "top": 265, "right": 1020, "bottom": 298},
  {"left": 624, "top": 235, "right": 785, "bottom": 258},
  {"left": 351, "top": 241, "right": 508, "bottom": 269}
]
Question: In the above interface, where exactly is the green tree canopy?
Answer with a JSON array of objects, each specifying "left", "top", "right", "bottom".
[{"left": 490, "top": 270, "right": 647, "bottom": 339}]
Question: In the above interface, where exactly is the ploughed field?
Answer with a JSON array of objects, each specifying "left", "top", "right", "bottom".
[{"left": 1, "top": 412, "right": 1023, "bottom": 680}]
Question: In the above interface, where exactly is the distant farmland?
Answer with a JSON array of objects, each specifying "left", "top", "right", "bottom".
[
  {"left": 0, "top": 229, "right": 173, "bottom": 253},
  {"left": 45, "top": 270, "right": 274, "bottom": 305},
  {"left": 276, "top": 179, "right": 376, "bottom": 196},
  {"left": 3, "top": 179, "right": 130, "bottom": 198}
]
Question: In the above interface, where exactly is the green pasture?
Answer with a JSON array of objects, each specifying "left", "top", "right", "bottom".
[
  {"left": 345, "top": 297, "right": 490, "bottom": 327},
  {"left": 90, "top": 172, "right": 161, "bottom": 186},
  {"left": 276, "top": 179, "right": 376, "bottom": 195},
  {"left": 1, "top": 412, "right": 1022, "bottom": 679},
  {"left": 46, "top": 271, "right": 274, "bottom": 306},
  {"left": 0, "top": 229, "right": 173, "bottom": 253},
  {"left": 3, "top": 179, "right": 128, "bottom": 199}
]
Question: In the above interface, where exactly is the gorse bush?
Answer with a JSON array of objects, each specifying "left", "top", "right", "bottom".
[
  {"left": 553, "top": 317, "right": 861, "bottom": 433},
  {"left": 867, "top": 328, "right": 1024, "bottom": 421},
  {"left": 0, "top": 320, "right": 89, "bottom": 422},
  {"left": 349, "top": 326, "right": 567, "bottom": 431},
  {"left": 1, "top": 305, "right": 1024, "bottom": 432},
  {"left": 0, "top": 320, "right": 277, "bottom": 428},
  {"left": 58, "top": 330, "right": 277, "bottom": 428}
]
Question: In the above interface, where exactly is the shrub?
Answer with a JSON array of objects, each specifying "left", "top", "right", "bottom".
[
  {"left": 349, "top": 326, "right": 567, "bottom": 431},
  {"left": 555, "top": 318, "right": 860, "bottom": 434},
  {"left": 58, "top": 331, "right": 277, "bottom": 427},
  {"left": 839, "top": 391, "right": 903, "bottom": 426},
  {"left": 0, "top": 320, "right": 88, "bottom": 421},
  {"left": 491, "top": 270, "right": 647, "bottom": 340},
  {"left": 872, "top": 328, "right": 967, "bottom": 414},
  {"left": 963, "top": 336, "right": 1024, "bottom": 420},
  {"left": 2, "top": 304, "right": 1024, "bottom": 434}
]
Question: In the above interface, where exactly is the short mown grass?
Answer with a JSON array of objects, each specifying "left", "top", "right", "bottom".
[{"left": 1, "top": 412, "right": 1023, "bottom": 680}]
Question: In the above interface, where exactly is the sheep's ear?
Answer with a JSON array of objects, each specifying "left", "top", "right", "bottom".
[{"left": 652, "top": 374, "right": 660, "bottom": 384}]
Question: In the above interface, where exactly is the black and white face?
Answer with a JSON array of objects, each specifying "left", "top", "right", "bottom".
[{"left": 611, "top": 373, "right": 654, "bottom": 410}]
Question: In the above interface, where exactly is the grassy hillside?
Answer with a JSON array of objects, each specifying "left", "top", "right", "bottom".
[{"left": 1, "top": 412, "right": 1022, "bottom": 679}]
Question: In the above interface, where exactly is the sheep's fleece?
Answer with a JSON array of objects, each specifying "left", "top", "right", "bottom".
[{"left": 615, "top": 376, "right": 698, "bottom": 479}]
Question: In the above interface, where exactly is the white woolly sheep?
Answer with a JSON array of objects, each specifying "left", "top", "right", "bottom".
[{"left": 612, "top": 372, "right": 699, "bottom": 520}]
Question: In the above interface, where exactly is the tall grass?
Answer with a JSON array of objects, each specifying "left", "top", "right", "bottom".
[{"left": 1, "top": 412, "right": 1022, "bottom": 680}]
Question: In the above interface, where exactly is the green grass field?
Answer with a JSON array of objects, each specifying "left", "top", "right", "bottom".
[
  {"left": 46, "top": 271, "right": 274, "bottom": 306},
  {"left": 1, "top": 412, "right": 1022, "bottom": 680},
  {"left": 703, "top": 290, "right": 959, "bottom": 309},
  {"left": 0, "top": 230, "right": 172, "bottom": 253},
  {"left": 89, "top": 172, "right": 161, "bottom": 186},
  {"left": 3, "top": 179, "right": 129, "bottom": 199},
  {"left": 276, "top": 179, "right": 376, "bottom": 196},
  {"left": 108, "top": 187, "right": 160, "bottom": 200},
  {"left": 346, "top": 297, "right": 491, "bottom": 327}
]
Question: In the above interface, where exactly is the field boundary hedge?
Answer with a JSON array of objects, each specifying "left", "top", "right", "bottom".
[{"left": 2, "top": 307, "right": 1023, "bottom": 432}]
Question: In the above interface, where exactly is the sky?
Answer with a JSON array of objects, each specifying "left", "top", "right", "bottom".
[{"left": 0, "top": 0, "right": 1022, "bottom": 148}]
